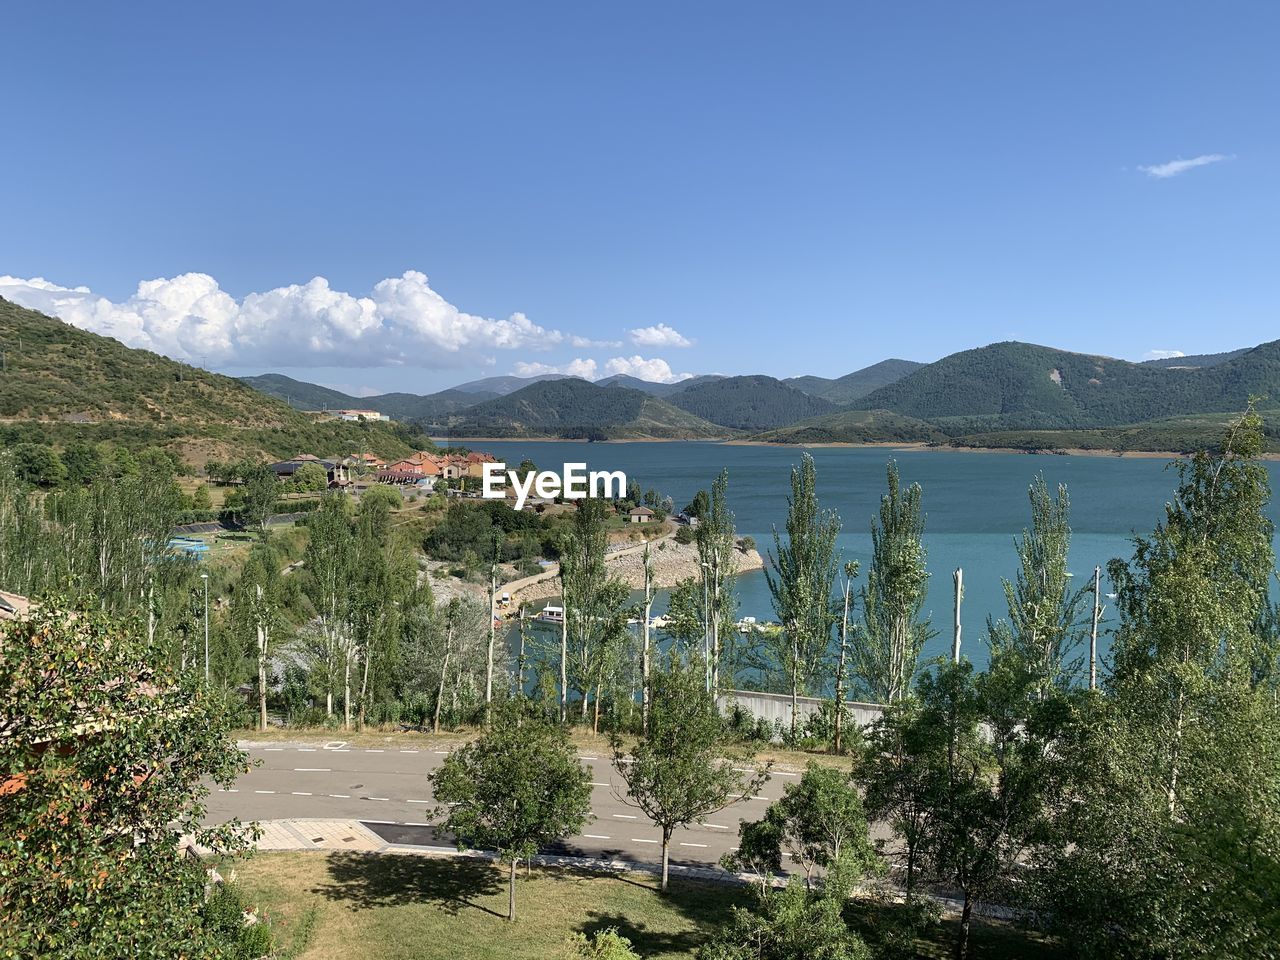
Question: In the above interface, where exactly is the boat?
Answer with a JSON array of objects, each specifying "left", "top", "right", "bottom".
[
  {"left": 535, "top": 604, "right": 565, "bottom": 624},
  {"left": 737, "top": 616, "right": 757, "bottom": 634}
]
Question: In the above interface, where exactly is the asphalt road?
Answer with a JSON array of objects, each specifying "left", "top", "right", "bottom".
[{"left": 205, "top": 741, "right": 801, "bottom": 868}]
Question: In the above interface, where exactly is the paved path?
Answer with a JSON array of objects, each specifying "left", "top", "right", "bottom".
[{"left": 206, "top": 739, "right": 800, "bottom": 870}]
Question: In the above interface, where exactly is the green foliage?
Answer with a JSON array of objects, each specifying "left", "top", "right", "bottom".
[
  {"left": 570, "top": 928, "right": 642, "bottom": 959},
  {"left": 851, "top": 461, "right": 932, "bottom": 704},
  {"left": 426, "top": 499, "right": 551, "bottom": 563},
  {"left": 0, "top": 604, "right": 255, "bottom": 958},
  {"left": 700, "top": 878, "right": 872, "bottom": 960},
  {"left": 765, "top": 453, "right": 841, "bottom": 731},
  {"left": 291, "top": 461, "right": 328, "bottom": 491},
  {"left": 667, "top": 375, "right": 836, "bottom": 431},
  {"left": 7, "top": 441, "right": 66, "bottom": 487},
  {"left": 611, "top": 655, "right": 770, "bottom": 890}
]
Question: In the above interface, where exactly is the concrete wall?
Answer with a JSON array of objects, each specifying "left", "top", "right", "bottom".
[{"left": 718, "top": 689, "right": 884, "bottom": 733}]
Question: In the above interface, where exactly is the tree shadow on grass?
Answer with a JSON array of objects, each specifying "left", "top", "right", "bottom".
[
  {"left": 312, "top": 853, "right": 506, "bottom": 918},
  {"left": 577, "top": 910, "right": 704, "bottom": 957}
]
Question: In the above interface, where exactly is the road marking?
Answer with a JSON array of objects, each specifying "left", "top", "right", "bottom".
[
  {"left": 366, "top": 797, "right": 390, "bottom": 802},
  {"left": 363, "top": 819, "right": 395, "bottom": 824},
  {"left": 404, "top": 822, "right": 431, "bottom": 827},
  {"left": 773, "top": 771, "right": 799, "bottom": 777},
  {"left": 365, "top": 749, "right": 384, "bottom": 753},
  {"left": 578, "top": 754, "right": 598, "bottom": 760},
  {"left": 584, "top": 834, "right": 611, "bottom": 840},
  {"left": 323, "top": 741, "right": 347, "bottom": 750},
  {"left": 705, "top": 823, "right": 729, "bottom": 830},
  {"left": 590, "top": 781, "right": 610, "bottom": 787},
  {"left": 254, "top": 790, "right": 275, "bottom": 794},
  {"left": 332, "top": 749, "right": 350, "bottom": 752},
  {"left": 612, "top": 814, "right": 637, "bottom": 820},
  {"left": 631, "top": 838, "right": 659, "bottom": 844},
  {"left": 291, "top": 792, "right": 312, "bottom": 796},
  {"left": 221, "top": 788, "right": 238, "bottom": 793},
  {"left": 298, "top": 748, "right": 316, "bottom": 752},
  {"left": 407, "top": 799, "right": 431, "bottom": 804},
  {"left": 329, "top": 794, "right": 350, "bottom": 799},
  {"left": 399, "top": 750, "right": 419, "bottom": 754},
  {"left": 432, "top": 750, "right": 449, "bottom": 755},
  {"left": 264, "top": 748, "right": 283, "bottom": 752},
  {"left": 294, "top": 768, "right": 331, "bottom": 772},
  {"left": 680, "top": 842, "right": 708, "bottom": 848},
  {"left": 730, "top": 794, "right": 768, "bottom": 801}
]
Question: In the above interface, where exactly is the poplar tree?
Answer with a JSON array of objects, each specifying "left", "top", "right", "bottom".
[
  {"left": 852, "top": 462, "right": 932, "bottom": 705},
  {"left": 766, "top": 453, "right": 842, "bottom": 738}
]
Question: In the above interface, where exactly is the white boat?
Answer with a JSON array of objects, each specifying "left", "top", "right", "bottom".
[
  {"left": 536, "top": 604, "right": 565, "bottom": 624},
  {"left": 738, "top": 616, "right": 757, "bottom": 633}
]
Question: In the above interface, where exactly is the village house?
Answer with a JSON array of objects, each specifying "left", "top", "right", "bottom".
[
  {"left": 267, "top": 454, "right": 349, "bottom": 487},
  {"left": 628, "top": 505, "right": 656, "bottom": 524},
  {"left": 332, "top": 409, "right": 390, "bottom": 422}
]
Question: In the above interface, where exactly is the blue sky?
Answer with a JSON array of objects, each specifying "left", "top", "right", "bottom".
[{"left": 2, "top": 2, "right": 1276, "bottom": 395}]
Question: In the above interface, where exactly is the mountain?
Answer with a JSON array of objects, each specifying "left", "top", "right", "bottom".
[
  {"left": 1140, "top": 349, "right": 1249, "bottom": 369},
  {"left": 854, "top": 340, "right": 1280, "bottom": 433},
  {"left": 439, "top": 378, "right": 725, "bottom": 439},
  {"left": 666, "top": 375, "right": 837, "bottom": 430},
  {"left": 240, "top": 373, "right": 361, "bottom": 410},
  {"left": 241, "top": 374, "right": 497, "bottom": 422},
  {"left": 451, "top": 374, "right": 573, "bottom": 395},
  {"left": 595, "top": 374, "right": 682, "bottom": 395},
  {"left": 784, "top": 360, "right": 923, "bottom": 402},
  {"left": 751, "top": 409, "right": 947, "bottom": 445},
  {"left": 0, "top": 297, "right": 412, "bottom": 462}
]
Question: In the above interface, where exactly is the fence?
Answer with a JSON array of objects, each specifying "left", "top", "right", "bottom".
[{"left": 717, "top": 689, "right": 885, "bottom": 732}]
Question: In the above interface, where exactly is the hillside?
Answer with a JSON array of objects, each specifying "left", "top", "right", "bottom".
[
  {"left": 451, "top": 373, "right": 572, "bottom": 395},
  {"left": 854, "top": 340, "right": 1280, "bottom": 432},
  {"left": 240, "top": 373, "right": 358, "bottom": 410},
  {"left": 1140, "top": 349, "right": 1248, "bottom": 369},
  {"left": 667, "top": 375, "right": 836, "bottom": 430},
  {"left": 0, "top": 298, "right": 413, "bottom": 463},
  {"left": 439, "top": 378, "right": 726, "bottom": 439},
  {"left": 784, "top": 359, "right": 924, "bottom": 402},
  {"left": 241, "top": 373, "right": 497, "bottom": 422},
  {"left": 750, "top": 408, "right": 947, "bottom": 444}
]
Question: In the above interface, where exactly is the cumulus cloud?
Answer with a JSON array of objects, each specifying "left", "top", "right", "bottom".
[
  {"left": 1138, "top": 154, "right": 1230, "bottom": 178},
  {"left": 629, "top": 323, "right": 693, "bottom": 348},
  {"left": 512, "top": 358, "right": 599, "bottom": 379},
  {"left": 1143, "top": 349, "right": 1186, "bottom": 361},
  {"left": 603, "top": 355, "right": 693, "bottom": 384},
  {"left": 570, "top": 335, "right": 623, "bottom": 348},
  {"left": 0, "top": 270, "right": 574, "bottom": 369}
]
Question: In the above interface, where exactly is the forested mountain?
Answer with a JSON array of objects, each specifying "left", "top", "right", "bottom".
[
  {"left": 854, "top": 340, "right": 1280, "bottom": 432},
  {"left": 239, "top": 373, "right": 361, "bottom": 410},
  {"left": 784, "top": 359, "right": 924, "bottom": 403},
  {"left": 1140, "top": 349, "right": 1249, "bottom": 369},
  {"left": 241, "top": 373, "right": 497, "bottom": 421},
  {"left": 451, "top": 373, "right": 572, "bottom": 395},
  {"left": 441, "top": 378, "right": 725, "bottom": 439},
  {"left": 666, "top": 375, "right": 836, "bottom": 430},
  {"left": 751, "top": 408, "right": 947, "bottom": 444},
  {"left": 0, "top": 298, "right": 414, "bottom": 461}
]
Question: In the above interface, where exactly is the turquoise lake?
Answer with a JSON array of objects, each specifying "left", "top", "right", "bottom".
[{"left": 465, "top": 441, "right": 1280, "bottom": 678}]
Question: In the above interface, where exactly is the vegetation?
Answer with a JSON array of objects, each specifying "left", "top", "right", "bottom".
[
  {"left": 786, "top": 359, "right": 926, "bottom": 404},
  {"left": 666, "top": 376, "right": 837, "bottom": 431}
]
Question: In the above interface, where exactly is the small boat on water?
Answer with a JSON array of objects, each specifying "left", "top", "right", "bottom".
[
  {"left": 535, "top": 604, "right": 565, "bottom": 624},
  {"left": 737, "top": 616, "right": 757, "bottom": 634}
]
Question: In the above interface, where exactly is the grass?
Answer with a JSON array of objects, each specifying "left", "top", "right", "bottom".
[{"left": 233, "top": 852, "right": 1063, "bottom": 960}]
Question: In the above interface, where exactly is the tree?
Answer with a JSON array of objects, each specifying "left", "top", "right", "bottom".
[
  {"left": 834, "top": 560, "right": 859, "bottom": 754},
  {"left": 852, "top": 462, "right": 932, "bottom": 705},
  {"left": 239, "top": 463, "right": 279, "bottom": 533},
  {"left": 431, "top": 710, "right": 592, "bottom": 921},
  {"left": 8, "top": 441, "right": 66, "bottom": 488},
  {"left": 302, "top": 494, "right": 356, "bottom": 722},
  {"left": 986, "top": 476, "right": 1088, "bottom": 695},
  {"left": 189, "top": 482, "right": 213, "bottom": 512},
  {"left": 570, "top": 928, "right": 642, "bottom": 959},
  {"left": 729, "top": 762, "right": 878, "bottom": 891},
  {"left": 766, "top": 453, "right": 842, "bottom": 738},
  {"left": 61, "top": 440, "right": 103, "bottom": 487},
  {"left": 697, "top": 469, "right": 739, "bottom": 692},
  {"left": 292, "top": 460, "right": 328, "bottom": 492},
  {"left": 0, "top": 604, "right": 254, "bottom": 957},
  {"left": 611, "top": 654, "right": 770, "bottom": 890},
  {"left": 232, "top": 542, "right": 285, "bottom": 731},
  {"left": 1038, "top": 409, "right": 1280, "bottom": 959}
]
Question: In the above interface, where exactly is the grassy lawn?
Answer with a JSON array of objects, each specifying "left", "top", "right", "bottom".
[{"left": 234, "top": 852, "right": 1062, "bottom": 960}]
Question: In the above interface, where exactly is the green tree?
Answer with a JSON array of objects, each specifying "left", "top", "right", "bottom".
[
  {"left": 8, "top": 442, "right": 66, "bottom": 488},
  {"left": 232, "top": 543, "right": 286, "bottom": 731},
  {"left": 729, "top": 762, "right": 879, "bottom": 891},
  {"left": 431, "top": 711, "right": 592, "bottom": 921},
  {"left": 189, "top": 482, "right": 214, "bottom": 512},
  {"left": 852, "top": 462, "right": 932, "bottom": 704},
  {"left": 1038, "top": 409, "right": 1280, "bottom": 959},
  {"left": 986, "top": 476, "right": 1088, "bottom": 694},
  {"left": 766, "top": 453, "right": 842, "bottom": 738},
  {"left": 61, "top": 440, "right": 103, "bottom": 487},
  {"left": 698, "top": 469, "right": 739, "bottom": 692},
  {"left": 239, "top": 463, "right": 279, "bottom": 533},
  {"left": 570, "top": 928, "right": 641, "bottom": 959},
  {"left": 611, "top": 655, "right": 769, "bottom": 890},
  {"left": 292, "top": 460, "right": 328, "bottom": 492},
  {"left": 0, "top": 604, "right": 254, "bottom": 958},
  {"left": 302, "top": 494, "right": 356, "bottom": 722}
]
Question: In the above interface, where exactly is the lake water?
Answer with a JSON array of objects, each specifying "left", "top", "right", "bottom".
[{"left": 464, "top": 440, "right": 1280, "bottom": 678}]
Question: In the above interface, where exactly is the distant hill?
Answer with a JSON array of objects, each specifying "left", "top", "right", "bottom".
[
  {"left": 853, "top": 340, "right": 1280, "bottom": 432},
  {"left": 451, "top": 373, "right": 573, "bottom": 395},
  {"left": 817, "top": 359, "right": 925, "bottom": 403},
  {"left": 0, "top": 298, "right": 412, "bottom": 463},
  {"left": 751, "top": 408, "right": 947, "bottom": 444},
  {"left": 1140, "top": 349, "right": 1249, "bottom": 369},
  {"left": 440, "top": 378, "right": 726, "bottom": 439},
  {"left": 241, "top": 373, "right": 497, "bottom": 422},
  {"left": 666, "top": 375, "right": 836, "bottom": 430}
]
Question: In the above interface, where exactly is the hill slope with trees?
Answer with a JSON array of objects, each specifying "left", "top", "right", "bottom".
[{"left": 666, "top": 375, "right": 836, "bottom": 430}]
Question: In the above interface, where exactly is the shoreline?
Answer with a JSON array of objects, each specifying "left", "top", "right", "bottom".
[{"left": 433, "top": 436, "right": 1280, "bottom": 460}]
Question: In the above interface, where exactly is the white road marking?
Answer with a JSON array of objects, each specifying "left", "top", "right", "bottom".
[
  {"left": 254, "top": 790, "right": 275, "bottom": 794},
  {"left": 323, "top": 741, "right": 347, "bottom": 750},
  {"left": 363, "top": 819, "right": 395, "bottom": 824},
  {"left": 294, "top": 768, "right": 331, "bottom": 773},
  {"left": 612, "top": 814, "right": 637, "bottom": 819},
  {"left": 773, "top": 771, "right": 799, "bottom": 777},
  {"left": 590, "top": 782, "right": 610, "bottom": 787},
  {"left": 221, "top": 788, "right": 238, "bottom": 793},
  {"left": 365, "top": 749, "right": 384, "bottom": 753},
  {"left": 404, "top": 822, "right": 431, "bottom": 827},
  {"left": 264, "top": 748, "right": 283, "bottom": 752},
  {"left": 680, "top": 842, "right": 708, "bottom": 848},
  {"left": 632, "top": 838, "right": 659, "bottom": 844},
  {"left": 705, "top": 823, "right": 729, "bottom": 830},
  {"left": 298, "top": 748, "right": 316, "bottom": 752},
  {"left": 432, "top": 750, "right": 449, "bottom": 755},
  {"left": 583, "top": 834, "right": 611, "bottom": 840},
  {"left": 291, "top": 792, "right": 312, "bottom": 796},
  {"left": 578, "top": 755, "right": 598, "bottom": 760},
  {"left": 329, "top": 794, "right": 350, "bottom": 799},
  {"left": 406, "top": 799, "right": 431, "bottom": 804},
  {"left": 367, "top": 797, "right": 390, "bottom": 802},
  {"left": 399, "top": 750, "right": 419, "bottom": 754}
]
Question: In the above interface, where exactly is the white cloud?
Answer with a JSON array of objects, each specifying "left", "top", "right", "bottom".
[
  {"left": 603, "top": 355, "right": 693, "bottom": 384},
  {"left": 1138, "top": 154, "right": 1230, "bottom": 179},
  {"left": 0, "top": 270, "right": 574, "bottom": 369},
  {"left": 629, "top": 323, "right": 693, "bottom": 348},
  {"left": 512, "top": 358, "right": 598, "bottom": 379},
  {"left": 570, "top": 335, "right": 622, "bottom": 348},
  {"left": 1143, "top": 349, "right": 1186, "bottom": 361}
]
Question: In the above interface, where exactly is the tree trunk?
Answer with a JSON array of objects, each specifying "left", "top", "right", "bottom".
[
  {"left": 358, "top": 642, "right": 371, "bottom": 731},
  {"left": 1089, "top": 565, "right": 1101, "bottom": 690},
  {"left": 343, "top": 649, "right": 352, "bottom": 730},
  {"left": 434, "top": 650, "right": 451, "bottom": 735},
  {"left": 507, "top": 858, "right": 518, "bottom": 922},
  {"left": 256, "top": 585, "right": 268, "bottom": 732},
  {"left": 593, "top": 675, "right": 602, "bottom": 735},
  {"left": 486, "top": 566, "right": 496, "bottom": 722},
  {"left": 642, "top": 548, "right": 652, "bottom": 735},
  {"left": 952, "top": 568, "right": 963, "bottom": 663},
  {"left": 835, "top": 580, "right": 850, "bottom": 754},
  {"left": 660, "top": 830, "right": 671, "bottom": 892},
  {"left": 955, "top": 892, "right": 973, "bottom": 960},
  {"left": 560, "top": 598, "right": 568, "bottom": 723}
]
